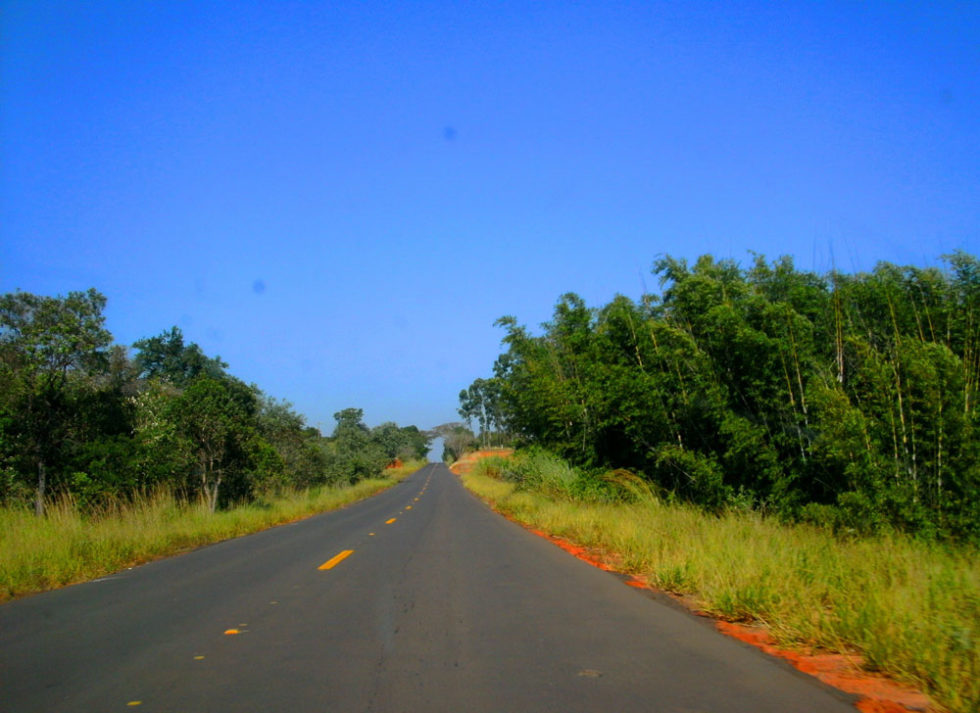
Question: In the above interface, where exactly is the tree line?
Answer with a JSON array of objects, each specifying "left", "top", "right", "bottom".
[
  {"left": 463, "top": 252, "right": 980, "bottom": 541},
  {"left": 0, "top": 289, "right": 430, "bottom": 514}
]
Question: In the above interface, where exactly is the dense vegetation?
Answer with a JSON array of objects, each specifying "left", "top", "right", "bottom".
[
  {"left": 0, "top": 289, "right": 430, "bottom": 514},
  {"left": 463, "top": 252, "right": 980, "bottom": 541}
]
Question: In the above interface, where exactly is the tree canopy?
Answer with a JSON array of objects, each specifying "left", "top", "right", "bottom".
[
  {"left": 465, "top": 252, "right": 980, "bottom": 541},
  {"left": 0, "top": 289, "right": 431, "bottom": 513},
  {"left": 0, "top": 289, "right": 112, "bottom": 513}
]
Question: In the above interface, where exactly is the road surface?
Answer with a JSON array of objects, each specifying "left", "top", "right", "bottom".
[{"left": 0, "top": 463, "right": 857, "bottom": 712}]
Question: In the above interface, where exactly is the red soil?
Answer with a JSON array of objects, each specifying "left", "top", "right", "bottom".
[
  {"left": 714, "top": 621, "right": 932, "bottom": 712},
  {"left": 538, "top": 526, "right": 935, "bottom": 713},
  {"left": 454, "top": 449, "right": 938, "bottom": 713}
]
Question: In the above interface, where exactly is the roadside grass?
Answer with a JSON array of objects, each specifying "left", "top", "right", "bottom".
[
  {"left": 462, "top": 462, "right": 979, "bottom": 713},
  {"left": 0, "top": 460, "right": 425, "bottom": 603}
]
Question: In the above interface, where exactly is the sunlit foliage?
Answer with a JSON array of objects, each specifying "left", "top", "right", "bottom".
[
  {"left": 0, "top": 294, "right": 431, "bottom": 512},
  {"left": 467, "top": 252, "right": 980, "bottom": 540}
]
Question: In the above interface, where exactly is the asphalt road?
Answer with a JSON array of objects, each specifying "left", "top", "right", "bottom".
[{"left": 0, "top": 463, "right": 857, "bottom": 712}]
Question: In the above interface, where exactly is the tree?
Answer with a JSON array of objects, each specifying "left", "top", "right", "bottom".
[
  {"left": 398, "top": 425, "right": 432, "bottom": 460},
  {"left": 431, "top": 422, "right": 477, "bottom": 462},
  {"left": 332, "top": 408, "right": 370, "bottom": 453},
  {"left": 256, "top": 396, "right": 324, "bottom": 490},
  {"left": 169, "top": 376, "right": 257, "bottom": 512},
  {"left": 0, "top": 289, "right": 111, "bottom": 514},
  {"left": 371, "top": 421, "right": 407, "bottom": 461},
  {"left": 458, "top": 378, "right": 506, "bottom": 447},
  {"left": 133, "top": 327, "right": 227, "bottom": 387},
  {"left": 129, "top": 379, "right": 192, "bottom": 491},
  {"left": 369, "top": 422, "right": 434, "bottom": 461},
  {"left": 325, "top": 408, "right": 387, "bottom": 483},
  {"left": 472, "top": 252, "right": 980, "bottom": 539}
]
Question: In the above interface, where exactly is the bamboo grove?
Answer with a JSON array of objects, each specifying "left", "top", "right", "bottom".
[
  {"left": 466, "top": 252, "right": 980, "bottom": 541},
  {"left": 0, "top": 290, "right": 430, "bottom": 514}
]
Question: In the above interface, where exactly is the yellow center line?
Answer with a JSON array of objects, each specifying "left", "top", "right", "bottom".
[
  {"left": 318, "top": 549, "right": 354, "bottom": 570},
  {"left": 405, "top": 505, "right": 412, "bottom": 510},
  {"left": 385, "top": 517, "right": 397, "bottom": 524}
]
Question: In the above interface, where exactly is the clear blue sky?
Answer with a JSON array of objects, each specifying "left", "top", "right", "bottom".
[{"left": 2, "top": 1, "right": 978, "bottom": 433}]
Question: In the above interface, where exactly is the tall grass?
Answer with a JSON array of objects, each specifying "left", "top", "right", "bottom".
[
  {"left": 463, "top": 455, "right": 979, "bottom": 713},
  {"left": 0, "top": 461, "right": 425, "bottom": 602}
]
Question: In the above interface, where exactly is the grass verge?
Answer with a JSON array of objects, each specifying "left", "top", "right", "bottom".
[
  {"left": 0, "top": 460, "right": 426, "bottom": 603},
  {"left": 462, "top": 464, "right": 979, "bottom": 713}
]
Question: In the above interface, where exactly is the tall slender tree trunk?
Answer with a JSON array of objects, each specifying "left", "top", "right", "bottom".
[
  {"left": 936, "top": 397, "right": 944, "bottom": 525},
  {"left": 888, "top": 298, "right": 918, "bottom": 501},
  {"left": 35, "top": 459, "right": 47, "bottom": 517},
  {"left": 207, "top": 477, "right": 222, "bottom": 514},
  {"left": 833, "top": 275, "right": 845, "bottom": 384}
]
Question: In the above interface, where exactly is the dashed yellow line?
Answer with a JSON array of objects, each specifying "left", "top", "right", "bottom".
[
  {"left": 385, "top": 518, "right": 397, "bottom": 524},
  {"left": 318, "top": 549, "right": 354, "bottom": 570}
]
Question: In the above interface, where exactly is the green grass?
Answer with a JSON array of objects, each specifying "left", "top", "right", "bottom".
[
  {"left": 462, "top": 464, "right": 980, "bottom": 713},
  {"left": 0, "top": 460, "right": 425, "bottom": 602}
]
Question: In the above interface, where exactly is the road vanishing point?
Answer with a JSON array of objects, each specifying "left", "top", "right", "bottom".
[{"left": 0, "top": 463, "right": 858, "bottom": 712}]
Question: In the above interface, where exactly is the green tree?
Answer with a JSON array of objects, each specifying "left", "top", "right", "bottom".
[
  {"left": 256, "top": 396, "right": 324, "bottom": 490},
  {"left": 458, "top": 377, "right": 506, "bottom": 447},
  {"left": 129, "top": 379, "right": 192, "bottom": 491},
  {"left": 326, "top": 408, "right": 387, "bottom": 482},
  {"left": 370, "top": 421, "right": 431, "bottom": 461},
  {"left": 371, "top": 421, "right": 408, "bottom": 461},
  {"left": 431, "top": 422, "right": 477, "bottom": 462},
  {"left": 0, "top": 289, "right": 112, "bottom": 514},
  {"left": 476, "top": 252, "right": 980, "bottom": 539},
  {"left": 169, "top": 376, "right": 258, "bottom": 512},
  {"left": 133, "top": 327, "right": 227, "bottom": 387},
  {"left": 397, "top": 425, "right": 432, "bottom": 460}
]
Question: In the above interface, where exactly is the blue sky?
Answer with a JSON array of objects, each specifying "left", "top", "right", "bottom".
[{"left": 2, "top": 1, "right": 978, "bottom": 433}]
